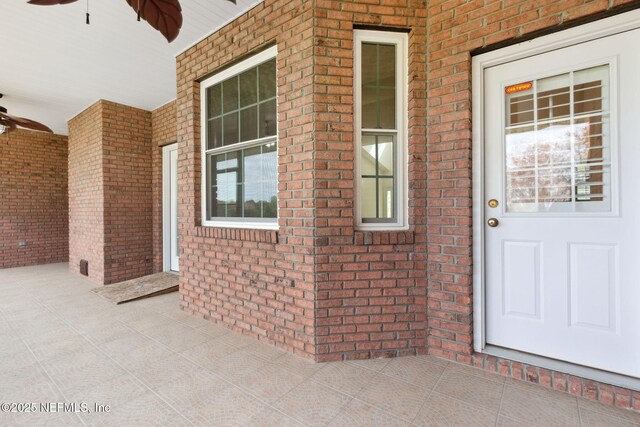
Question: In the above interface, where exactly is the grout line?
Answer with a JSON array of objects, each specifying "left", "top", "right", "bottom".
[
  {"left": 10, "top": 274, "right": 638, "bottom": 426},
  {"left": 577, "top": 396, "right": 585, "bottom": 427},
  {"left": 0, "top": 304, "right": 87, "bottom": 427},
  {"left": 407, "top": 361, "right": 450, "bottom": 426},
  {"left": 114, "top": 308, "right": 316, "bottom": 425},
  {"left": 33, "top": 299, "right": 197, "bottom": 426},
  {"left": 311, "top": 372, "right": 377, "bottom": 427},
  {"left": 345, "top": 371, "right": 423, "bottom": 424},
  {"left": 576, "top": 396, "right": 640, "bottom": 425},
  {"left": 494, "top": 376, "right": 507, "bottom": 427},
  {"left": 322, "top": 361, "right": 450, "bottom": 425}
]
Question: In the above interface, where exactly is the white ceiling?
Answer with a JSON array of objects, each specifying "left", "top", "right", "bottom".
[{"left": 0, "top": 0, "right": 261, "bottom": 135}]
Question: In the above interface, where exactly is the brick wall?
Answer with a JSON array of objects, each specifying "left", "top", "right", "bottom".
[
  {"left": 69, "top": 100, "right": 153, "bottom": 285},
  {"left": 425, "top": 0, "right": 639, "bottom": 411},
  {"left": 151, "top": 100, "right": 177, "bottom": 273},
  {"left": 174, "top": 0, "right": 640, "bottom": 412},
  {"left": 0, "top": 129, "right": 68, "bottom": 269},
  {"left": 101, "top": 101, "right": 153, "bottom": 284},
  {"left": 177, "top": 0, "right": 317, "bottom": 358},
  {"left": 313, "top": 0, "right": 428, "bottom": 362},
  {"left": 176, "top": 0, "right": 430, "bottom": 361},
  {"left": 68, "top": 102, "right": 105, "bottom": 283}
]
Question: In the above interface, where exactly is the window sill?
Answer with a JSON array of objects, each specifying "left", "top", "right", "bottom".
[
  {"left": 202, "top": 220, "right": 278, "bottom": 231},
  {"left": 195, "top": 226, "right": 278, "bottom": 244},
  {"left": 354, "top": 230, "right": 415, "bottom": 245}
]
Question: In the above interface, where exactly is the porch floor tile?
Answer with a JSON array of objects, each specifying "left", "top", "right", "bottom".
[{"left": 0, "top": 263, "right": 638, "bottom": 427}]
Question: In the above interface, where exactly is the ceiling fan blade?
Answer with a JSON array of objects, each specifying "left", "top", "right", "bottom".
[
  {"left": 0, "top": 118, "right": 17, "bottom": 131},
  {"left": 6, "top": 114, "right": 53, "bottom": 133},
  {"left": 27, "top": 0, "right": 80, "bottom": 5},
  {"left": 126, "top": 0, "right": 183, "bottom": 43}
]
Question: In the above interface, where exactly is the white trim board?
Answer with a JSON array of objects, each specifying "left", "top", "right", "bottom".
[
  {"left": 353, "top": 30, "right": 409, "bottom": 231},
  {"left": 471, "top": 9, "right": 640, "bottom": 388},
  {"left": 163, "top": 143, "right": 179, "bottom": 272},
  {"left": 199, "top": 45, "right": 279, "bottom": 230}
]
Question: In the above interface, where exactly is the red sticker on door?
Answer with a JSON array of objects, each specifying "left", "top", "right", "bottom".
[{"left": 505, "top": 81, "right": 533, "bottom": 94}]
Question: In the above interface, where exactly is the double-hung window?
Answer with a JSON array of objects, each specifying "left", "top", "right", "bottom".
[
  {"left": 354, "top": 30, "right": 408, "bottom": 230},
  {"left": 201, "top": 47, "right": 278, "bottom": 229}
]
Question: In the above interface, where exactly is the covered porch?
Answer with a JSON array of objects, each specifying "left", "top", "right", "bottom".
[{"left": 1, "top": 264, "right": 637, "bottom": 426}]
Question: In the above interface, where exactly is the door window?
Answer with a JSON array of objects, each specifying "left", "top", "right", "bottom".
[{"left": 504, "top": 65, "right": 611, "bottom": 213}]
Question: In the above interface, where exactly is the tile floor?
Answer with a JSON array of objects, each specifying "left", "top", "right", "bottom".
[{"left": 1, "top": 263, "right": 639, "bottom": 427}]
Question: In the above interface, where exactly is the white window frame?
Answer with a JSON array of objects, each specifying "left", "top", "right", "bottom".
[
  {"left": 354, "top": 30, "right": 409, "bottom": 231},
  {"left": 200, "top": 46, "right": 278, "bottom": 230}
]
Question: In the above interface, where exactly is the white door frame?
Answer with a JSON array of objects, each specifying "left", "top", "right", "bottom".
[
  {"left": 471, "top": 10, "right": 640, "bottom": 389},
  {"left": 162, "top": 143, "right": 178, "bottom": 272}
]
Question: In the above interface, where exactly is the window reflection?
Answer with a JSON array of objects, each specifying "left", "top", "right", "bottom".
[
  {"left": 505, "top": 65, "right": 610, "bottom": 213},
  {"left": 210, "top": 143, "right": 277, "bottom": 219}
]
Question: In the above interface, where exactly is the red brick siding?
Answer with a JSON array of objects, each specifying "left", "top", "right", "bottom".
[
  {"left": 69, "top": 100, "right": 153, "bottom": 285},
  {"left": 151, "top": 100, "right": 177, "bottom": 273},
  {"left": 175, "top": 0, "right": 640, "bottom": 413},
  {"left": 426, "top": 0, "right": 639, "bottom": 412},
  {"left": 101, "top": 101, "right": 153, "bottom": 284},
  {"left": 313, "top": 0, "right": 428, "bottom": 362},
  {"left": 68, "top": 102, "right": 105, "bottom": 283},
  {"left": 176, "top": 0, "right": 317, "bottom": 357},
  {"left": 0, "top": 130, "right": 68, "bottom": 269}
]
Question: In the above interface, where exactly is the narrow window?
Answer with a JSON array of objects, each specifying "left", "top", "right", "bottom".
[
  {"left": 355, "top": 30, "right": 408, "bottom": 230},
  {"left": 201, "top": 47, "right": 278, "bottom": 229}
]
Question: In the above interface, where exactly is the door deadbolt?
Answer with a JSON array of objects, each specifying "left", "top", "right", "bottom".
[
  {"left": 487, "top": 218, "right": 499, "bottom": 227},
  {"left": 488, "top": 199, "right": 499, "bottom": 208}
]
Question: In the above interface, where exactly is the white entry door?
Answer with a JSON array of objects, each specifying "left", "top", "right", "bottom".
[
  {"left": 163, "top": 143, "right": 179, "bottom": 272},
  {"left": 484, "top": 29, "right": 640, "bottom": 378}
]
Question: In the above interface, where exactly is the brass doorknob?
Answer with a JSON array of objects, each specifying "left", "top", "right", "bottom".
[{"left": 487, "top": 218, "right": 499, "bottom": 227}]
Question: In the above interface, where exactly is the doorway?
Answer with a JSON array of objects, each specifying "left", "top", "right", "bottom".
[
  {"left": 473, "top": 16, "right": 640, "bottom": 381},
  {"left": 163, "top": 143, "right": 179, "bottom": 272}
]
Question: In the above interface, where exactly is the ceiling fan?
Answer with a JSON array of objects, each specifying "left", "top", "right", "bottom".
[
  {"left": 27, "top": 0, "right": 236, "bottom": 43},
  {"left": 0, "top": 94, "right": 53, "bottom": 135}
]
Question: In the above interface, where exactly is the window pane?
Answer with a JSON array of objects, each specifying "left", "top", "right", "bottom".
[
  {"left": 379, "top": 88, "right": 396, "bottom": 129},
  {"left": 222, "top": 77, "right": 238, "bottom": 113},
  {"left": 361, "top": 43, "right": 377, "bottom": 86},
  {"left": 362, "top": 86, "right": 377, "bottom": 129},
  {"left": 360, "top": 42, "right": 396, "bottom": 130},
  {"left": 228, "top": 184, "right": 242, "bottom": 217},
  {"left": 207, "top": 142, "right": 277, "bottom": 220},
  {"left": 537, "top": 73, "right": 570, "bottom": 121},
  {"left": 361, "top": 135, "right": 377, "bottom": 175},
  {"left": 240, "top": 106, "right": 258, "bottom": 142},
  {"left": 211, "top": 152, "right": 239, "bottom": 218},
  {"left": 574, "top": 65, "right": 608, "bottom": 115},
  {"left": 361, "top": 135, "right": 394, "bottom": 177},
  {"left": 378, "top": 177, "right": 394, "bottom": 219},
  {"left": 223, "top": 112, "right": 239, "bottom": 146},
  {"left": 377, "top": 135, "right": 394, "bottom": 176},
  {"left": 262, "top": 142, "right": 277, "bottom": 218},
  {"left": 243, "top": 146, "right": 263, "bottom": 218},
  {"left": 240, "top": 68, "right": 258, "bottom": 107},
  {"left": 507, "top": 92, "right": 534, "bottom": 126},
  {"left": 505, "top": 65, "right": 611, "bottom": 213},
  {"left": 259, "top": 99, "right": 277, "bottom": 138},
  {"left": 207, "top": 84, "right": 222, "bottom": 118},
  {"left": 361, "top": 177, "right": 377, "bottom": 219},
  {"left": 360, "top": 133, "right": 396, "bottom": 222},
  {"left": 378, "top": 44, "right": 396, "bottom": 87},
  {"left": 207, "top": 117, "right": 222, "bottom": 150},
  {"left": 204, "top": 54, "right": 278, "bottom": 223},
  {"left": 259, "top": 59, "right": 276, "bottom": 100}
]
